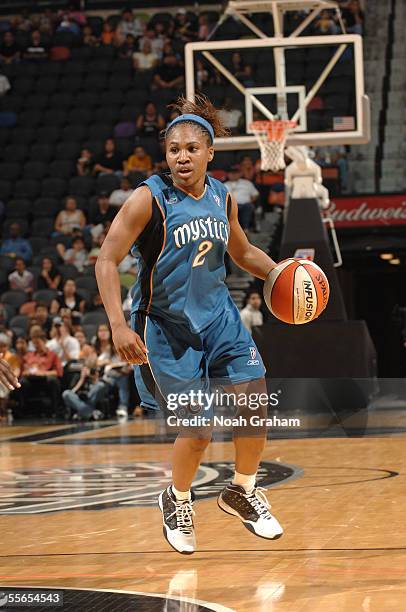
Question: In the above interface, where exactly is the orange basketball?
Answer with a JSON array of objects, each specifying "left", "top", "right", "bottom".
[{"left": 264, "top": 259, "right": 330, "bottom": 324}]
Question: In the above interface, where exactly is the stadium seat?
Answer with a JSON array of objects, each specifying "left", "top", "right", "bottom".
[
  {"left": 45, "top": 109, "right": 68, "bottom": 126},
  {"left": 111, "top": 59, "right": 132, "bottom": 75},
  {"left": 82, "top": 324, "right": 97, "bottom": 342},
  {"left": 5, "top": 199, "right": 31, "bottom": 218},
  {"left": 82, "top": 74, "right": 107, "bottom": 92},
  {"left": 0, "top": 180, "right": 12, "bottom": 200},
  {"left": 87, "top": 123, "right": 113, "bottom": 141},
  {"left": 58, "top": 76, "right": 83, "bottom": 92},
  {"left": 5, "top": 143, "right": 29, "bottom": 162},
  {"left": 59, "top": 263, "right": 79, "bottom": 279},
  {"left": 63, "top": 60, "right": 86, "bottom": 76},
  {"left": 11, "top": 127, "right": 37, "bottom": 145},
  {"left": 32, "top": 289, "right": 58, "bottom": 305},
  {"left": 49, "top": 92, "right": 74, "bottom": 109},
  {"left": 22, "top": 161, "right": 48, "bottom": 180},
  {"left": 0, "top": 255, "right": 15, "bottom": 273},
  {"left": 41, "top": 177, "right": 68, "bottom": 198},
  {"left": 9, "top": 314, "right": 29, "bottom": 334},
  {"left": 94, "top": 106, "right": 120, "bottom": 124},
  {"left": 1, "top": 94, "right": 25, "bottom": 112},
  {"left": 68, "top": 176, "right": 95, "bottom": 196},
  {"left": 119, "top": 106, "right": 139, "bottom": 122},
  {"left": 92, "top": 45, "right": 115, "bottom": 60},
  {"left": 0, "top": 127, "right": 10, "bottom": 146},
  {"left": 82, "top": 311, "right": 109, "bottom": 326},
  {"left": 13, "top": 78, "right": 35, "bottom": 96},
  {"left": 29, "top": 237, "right": 49, "bottom": 254},
  {"left": 24, "top": 94, "right": 49, "bottom": 110},
  {"left": 102, "top": 91, "right": 124, "bottom": 107},
  {"left": 18, "top": 109, "right": 43, "bottom": 127},
  {"left": 54, "top": 141, "right": 81, "bottom": 160},
  {"left": 32, "top": 197, "right": 60, "bottom": 218},
  {"left": 107, "top": 74, "right": 131, "bottom": 92},
  {"left": 87, "top": 58, "right": 113, "bottom": 75},
  {"left": 0, "top": 162, "right": 20, "bottom": 181},
  {"left": 71, "top": 47, "right": 93, "bottom": 62},
  {"left": 72, "top": 91, "right": 98, "bottom": 108},
  {"left": 13, "top": 179, "right": 40, "bottom": 199},
  {"left": 34, "top": 77, "right": 59, "bottom": 95},
  {"left": 31, "top": 217, "right": 55, "bottom": 237},
  {"left": 29, "top": 143, "right": 55, "bottom": 163},
  {"left": 62, "top": 123, "right": 88, "bottom": 141},
  {"left": 96, "top": 174, "right": 120, "bottom": 194},
  {"left": 68, "top": 108, "right": 92, "bottom": 124},
  {"left": 83, "top": 140, "right": 104, "bottom": 156},
  {"left": 49, "top": 160, "right": 74, "bottom": 179},
  {"left": 0, "top": 290, "right": 28, "bottom": 309},
  {"left": 76, "top": 276, "right": 98, "bottom": 292},
  {"left": 38, "top": 126, "right": 61, "bottom": 144}
]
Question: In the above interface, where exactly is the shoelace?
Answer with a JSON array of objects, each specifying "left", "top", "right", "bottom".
[
  {"left": 245, "top": 487, "right": 272, "bottom": 519},
  {"left": 168, "top": 500, "right": 195, "bottom": 535}
]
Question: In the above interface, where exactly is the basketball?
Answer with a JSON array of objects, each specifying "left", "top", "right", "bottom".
[{"left": 264, "top": 259, "right": 330, "bottom": 324}]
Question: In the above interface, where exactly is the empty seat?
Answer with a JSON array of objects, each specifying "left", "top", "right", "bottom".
[
  {"left": 82, "top": 74, "right": 108, "bottom": 91},
  {"left": 41, "top": 177, "right": 68, "bottom": 197},
  {"left": 38, "top": 126, "right": 61, "bottom": 144},
  {"left": 72, "top": 91, "right": 98, "bottom": 108},
  {"left": 94, "top": 106, "right": 120, "bottom": 123},
  {"left": 49, "top": 92, "right": 74, "bottom": 109},
  {"left": 82, "top": 311, "right": 108, "bottom": 326},
  {"left": 87, "top": 123, "right": 113, "bottom": 141},
  {"left": 59, "top": 263, "right": 79, "bottom": 279},
  {"left": 18, "top": 109, "right": 43, "bottom": 127},
  {"left": 76, "top": 276, "right": 98, "bottom": 292},
  {"left": 9, "top": 314, "right": 29, "bottom": 334},
  {"left": 96, "top": 174, "right": 120, "bottom": 194},
  {"left": 22, "top": 161, "right": 48, "bottom": 180},
  {"left": 54, "top": 141, "right": 81, "bottom": 160},
  {"left": 0, "top": 180, "right": 12, "bottom": 200},
  {"left": 13, "top": 179, "right": 40, "bottom": 199},
  {"left": 0, "top": 162, "right": 20, "bottom": 181},
  {"left": 68, "top": 108, "right": 92, "bottom": 124},
  {"left": 32, "top": 289, "right": 58, "bottom": 304},
  {"left": 13, "top": 78, "right": 35, "bottom": 96},
  {"left": 62, "top": 123, "right": 88, "bottom": 141},
  {"left": 29, "top": 236, "right": 49, "bottom": 254},
  {"left": 0, "top": 290, "right": 28, "bottom": 309},
  {"left": 10, "top": 127, "right": 36, "bottom": 144},
  {"left": 5, "top": 199, "right": 31, "bottom": 218},
  {"left": 49, "top": 160, "right": 74, "bottom": 179},
  {"left": 63, "top": 60, "right": 86, "bottom": 76},
  {"left": 45, "top": 109, "right": 68, "bottom": 126},
  {"left": 31, "top": 217, "right": 55, "bottom": 237},
  {"left": 58, "top": 76, "right": 83, "bottom": 92},
  {"left": 4, "top": 143, "right": 28, "bottom": 162},
  {"left": 29, "top": 143, "right": 54, "bottom": 162},
  {"left": 68, "top": 176, "right": 95, "bottom": 196},
  {"left": 33, "top": 197, "right": 60, "bottom": 218}
]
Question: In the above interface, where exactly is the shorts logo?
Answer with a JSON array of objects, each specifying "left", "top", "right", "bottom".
[
  {"left": 247, "top": 346, "right": 260, "bottom": 366},
  {"left": 213, "top": 194, "right": 221, "bottom": 207},
  {"left": 168, "top": 196, "right": 178, "bottom": 204}
]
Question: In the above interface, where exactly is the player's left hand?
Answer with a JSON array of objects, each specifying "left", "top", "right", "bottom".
[{"left": 0, "top": 355, "right": 21, "bottom": 391}]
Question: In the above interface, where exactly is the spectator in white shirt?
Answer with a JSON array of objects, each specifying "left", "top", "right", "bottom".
[
  {"left": 8, "top": 257, "right": 34, "bottom": 296},
  {"left": 47, "top": 318, "right": 80, "bottom": 366},
  {"left": 133, "top": 39, "right": 159, "bottom": 72},
  {"left": 225, "top": 165, "right": 259, "bottom": 233},
  {"left": 109, "top": 177, "right": 133, "bottom": 207},
  {"left": 138, "top": 29, "right": 164, "bottom": 59},
  {"left": 56, "top": 236, "right": 89, "bottom": 273},
  {"left": 218, "top": 97, "right": 243, "bottom": 134},
  {"left": 240, "top": 292, "right": 264, "bottom": 333},
  {"left": 118, "top": 9, "right": 144, "bottom": 39}
]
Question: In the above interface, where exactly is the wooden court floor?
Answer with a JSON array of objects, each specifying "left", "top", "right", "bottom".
[{"left": 0, "top": 418, "right": 405, "bottom": 611}]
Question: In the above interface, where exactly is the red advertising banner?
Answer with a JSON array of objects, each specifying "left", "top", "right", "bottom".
[{"left": 328, "top": 195, "right": 406, "bottom": 227}]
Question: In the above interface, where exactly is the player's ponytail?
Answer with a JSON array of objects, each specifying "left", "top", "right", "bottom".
[{"left": 166, "top": 94, "right": 229, "bottom": 143}]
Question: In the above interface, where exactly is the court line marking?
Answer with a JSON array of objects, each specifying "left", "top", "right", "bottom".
[{"left": 0, "top": 585, "right": 235, "bottom": 612}]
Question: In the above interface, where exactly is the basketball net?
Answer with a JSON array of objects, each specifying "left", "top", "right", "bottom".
[{"left": 250, "top": 120, "right": 296, "bottom": 173}]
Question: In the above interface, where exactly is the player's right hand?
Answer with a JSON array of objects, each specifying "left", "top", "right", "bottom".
[
  {"left": 0, "top": 355, "right": 20, "bottom": 391},
  {"left": 112, "top": 325, "right": 148, "bottom": 365}
]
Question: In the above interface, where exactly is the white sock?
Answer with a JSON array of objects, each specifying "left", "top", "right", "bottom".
[
  {"left": 233, "top": 471, "right": 256, "bottom": 493},
  {"left": 171, "top": 484, "right": 191, "bottom": 501}
]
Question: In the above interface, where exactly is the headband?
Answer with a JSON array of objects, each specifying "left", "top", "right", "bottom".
[{"left": 167, "top": 113, "right": 214, "bottom": 143}]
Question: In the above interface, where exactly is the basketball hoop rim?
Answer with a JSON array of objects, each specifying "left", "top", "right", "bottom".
[{"left": 249, "top": 120, "right": 297, "bottom": 142}]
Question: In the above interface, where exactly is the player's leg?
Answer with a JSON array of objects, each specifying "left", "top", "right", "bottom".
[
  {"left": 133, "top": 312, "right": 209, "bottom": 554},
  {"left": 206, "top": 302, "right": 283, "bottom": 539}
]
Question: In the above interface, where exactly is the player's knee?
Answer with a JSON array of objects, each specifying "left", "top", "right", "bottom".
[{"left": 187, "top": 436, "right": 211, "bottom": 452}]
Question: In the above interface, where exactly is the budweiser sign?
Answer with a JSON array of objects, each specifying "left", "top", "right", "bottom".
[{"left": 328, "top": 195, "right": 406, "bottom": 227}]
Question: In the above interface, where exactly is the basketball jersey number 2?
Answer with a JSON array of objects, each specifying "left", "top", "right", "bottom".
[{"left": 192, "top": 240, "right": 213, "bottom": 268}]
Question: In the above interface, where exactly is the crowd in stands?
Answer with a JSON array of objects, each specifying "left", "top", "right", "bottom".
[{"left": 0, "top": 3, "right": 365, "bottom": 421}]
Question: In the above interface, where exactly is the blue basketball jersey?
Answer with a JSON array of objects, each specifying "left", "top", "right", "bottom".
[{"left": 131, "top": 173, "right": 233, "bottom": 333}]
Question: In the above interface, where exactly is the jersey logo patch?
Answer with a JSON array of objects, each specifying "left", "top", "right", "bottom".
[
  {"left": 168, "top": 195, "right": 178, "bottom": 204},
  {"left": 247, "top": 346, "right": 260, "bottom": 366},
  {"left": 213, "top": 194, "right": 221, "bottom": 207}
]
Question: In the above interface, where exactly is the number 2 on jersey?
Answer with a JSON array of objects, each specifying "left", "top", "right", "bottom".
[{"left": 192, "top": 240, "right": 213, "bottom": 268}]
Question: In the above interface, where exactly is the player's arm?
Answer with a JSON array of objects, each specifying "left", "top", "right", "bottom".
[
  {"left": 227, "top": 194, "right": 277, "bottom": 280},
  {"left": 95, "top": 186, "right": 152, "bottom": 364}
]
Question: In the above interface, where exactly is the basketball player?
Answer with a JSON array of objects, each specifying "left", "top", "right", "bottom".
[{"left": 96, "top": 95, "right": 283, "bottom": 554}]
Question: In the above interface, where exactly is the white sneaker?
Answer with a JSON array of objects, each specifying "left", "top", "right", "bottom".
[
  {"left": 92, "top": 409, "right": 103, "bottom": 421},
  {"left": 158, "top": 486, "right": 196, "bottom": 554},
  {"left": 218, "top": 483, "right": 283, "bottom": 540},
  {"left": 116, "top": 405, "right": 128, "bottom": 418}
]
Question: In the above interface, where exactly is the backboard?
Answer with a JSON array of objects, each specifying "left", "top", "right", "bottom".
[{"left": 185, "top": 34, "right": 370, "bottom": 150}]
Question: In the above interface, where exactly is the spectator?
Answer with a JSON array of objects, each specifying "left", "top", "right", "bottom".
[
  {"left": 124, "top": 145, "right": 153, "bottom": 177},
  {"left": 118, "top": 33, "right": 137, "bottom": 59},
  {"left": 50, "top": 279, "right": 85, "bottom": 320},
  {"left": 54, "top": 196, "right": 86, "bottom": 236},
  {"left": 239, "top": 155, "right": 257, "bottom": 182},
  {"left": 94, "top": 323, "right": 131, "bottom": 418},
  {"left": 47, "top": 318, "right": 80, "bottom": 366},
  {"left": 82, "top": 24, "right": 99, "bottom": 47},
  {"left": 76, "top": 148, "right": 93, "bottom": 177},
  {"left": 196, "top": 58, "right": 209, "bottom": 90},
  {"left": 0, "top": 32, "right": 20, "bottom": 65},
  {"left": 136, "top": 101, "right": 165, "bottom": 138},
  {"left": 101, "top": 21, "right": 115, "bottom": 45},
  {"left": 240, "top": 292, "right": 264, "bottom": 333},
  {"left": 341, "top": 0, "right": 364, "bottom": 34},
  {"left": 14, "top": 335, "right": 28, "bottom": 372},
  {"left": 0, "top": 333, "right": 20, "bottom": 416},
  {"left": 62, "top": 365, "right": 106, "bottom": 421},
  {"left": 230, "top": 52, "right": 251, "bottom": 81},
  {"left": 109, "top": 178, "right": 133, "bottom": 208},
  {"left": 0, "top": 222, "right": 32, "bottom": 263},
  {"left": 8, "top": 257, "right": 34, "bottom": 296},
  {"left": 56, "top": 15, "right": 81, "bottom": 36},
  {"left": 174, "top": 8, "right": 198, "bottom": 42},
  {"left": 153, "top": 53, "right": 184, "bottom": 90},
  {"left": 0, "top": 70, "right": 11, "bottom": 96},
  {"left": 37, "top": 257, "right": 62, "bottom": 291},
  {"left": 88, "top": 192, "right": 116, "bottom": 230},
  {"left": 138, "top": 28, "right": 164, "bottom": 59},
  {"left": 88, "top": 231, "right": 107, "bottom": 265},
  {"left": 57, "top": 236, "right": 89, "bottom": 273},
  {"left": 93, "top": 138, "right": 124, "bottom": 177},
  {"left": 118, "top": 8, "right": 144, "bottom": 39},
  {"left": 74, "top": 329, "right": 96, "bottom": 360},
  {"left": 30, "top": 302, "right": 53, "bottom": 336},
  {"left": 19, "top": 325, "right": 63, "bottom": 412},
  {"left": 23, "top": 30, "right": 48, "bottom": 61},
  {"left": 315, "top": 10, "right": 338, "bottom": 34},
  {"left": 225, "top": 165, "right": 259, "bottom": 233},
  {"left": 218, "top": 97, "right": 243, "bottom": 135},
  {"left": 132, "top": 39, "right": 159, "bottom": 72},
  {"left": 198, "top": 14, "right": 211, "bottom": 40}
]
